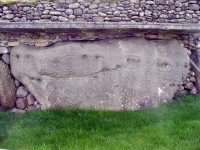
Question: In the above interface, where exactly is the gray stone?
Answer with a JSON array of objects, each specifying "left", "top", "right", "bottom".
[
  {"left": 188, "top": 4, "right": 199, "bottom": 11},
  {"left": 27, "top": 105, "right": 36, "bottom": 111},
  {"left": 10, "top": 38, "right": 190, "bottom": 110},
  {"left": 74, "top": 8, "right": 82, "bottom": 16},
  {"left": 2, "top": 54, "right": 10, "bottom": 64},
  {"left": 16, "top": 98, "right": 27, "bottom": 109},
  {"left": 145, "top": 10, "right": 152, "bottom": 15},
  {"left": 89, "top": 4, "right": 98, "bottom": 9},
  {"left": 27, "top": 93, "right": 36, "bottom": 105},
  {"left": 190, "top": 77, "right": 196, "bottom": 82},
  {"left": 58, "top": 16, "right": 69, "bottom": 22},
  {"left": 0, "top": 60, "right": 16, "bottom": 109},
  {"left": 49, "top": 11, "right": 62, "bottom": 15},
  {"left": 10, "top": 108, "right": 26, "bottom": 114},
  {"left": 175, "top": 1, "right": 182, "bottom": 7},
  {"left": 98, "top": 12, "right": 107, "bottom": 17},
  {"left": 69, "top": 3, "right": 80, "bottom": 9},
  {"left": 0, "top": 47, "right": 8, "bottom": 54},
  {"left": 4, "top": 14, "right": 14, "bottom": 19},
  {"left": 82, "top": 14, "right": 93, "bottom": 19},
  {"left": 113, "top": 11, "right": 120, "bottom": 16},
  {"left": 15, "top": 79, "right": 21, "bottom": 87},
  {"left": 185, "top": 82, "right": 194, "bottom": 90},
  {"left": 189, "top": 87, "right": 197, "bottom": 94},
  {"left": 146, "top": 1, "right": 155, "bottom": 5},
  {"left": 191, "top": 18, "right": 199, "bottom": 23},
  {"left": 65, "top": 9, "right": 73, "bottom": 15},
  {"left": 9, "top": 4, "right": 17, "bottom": 11},
  {"left": 93, "top": 16, "right": 104, "bottom": 22},
  {"left": 16, "top": 86, "right": 29, "bottom": 98},
  {"left": 23, "top": 7, "right": 30, "bottom": 11}
]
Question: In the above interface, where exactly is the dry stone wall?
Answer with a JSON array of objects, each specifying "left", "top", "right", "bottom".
[{"left": 0, "top": 0, "right": 200, "bottom": 23}]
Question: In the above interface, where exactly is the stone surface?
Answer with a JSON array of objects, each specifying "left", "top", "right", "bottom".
[
  {"left": 10, "top": 108, "right": 26, "bottom": 114},
  {"left": 0, "top": 60, "right": 16, "bottom": 109},
  {"left": 10, "top": 37, "right": 190, "bottom": 110},
  {"left": 2, "top": 54, "right": 10, "bottom": 64},
  {"left": 16, "top": 86, "right": 29, "bottom": 98},
  {"left": 27, "top": 93, "right": 36, "bottom": 105},
  {"left": 16, "top": 97, "right": 27, "bottom": 109},
  {"left": 0, "top": 47, "right": 8, "bottom": 54}
]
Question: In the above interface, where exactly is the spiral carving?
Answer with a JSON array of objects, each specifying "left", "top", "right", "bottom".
[{"left": 39, "top": 56, "right": 61, "bottom": 77}]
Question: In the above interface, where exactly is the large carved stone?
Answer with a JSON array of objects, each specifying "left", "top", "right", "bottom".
[
  {"left": 10, "top": 37, "right": 190, "bottom": 110},
  {"left": 0, "top": 60, "right": 16, "bottom": 109}
]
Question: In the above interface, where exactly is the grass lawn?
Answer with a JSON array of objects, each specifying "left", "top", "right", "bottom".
[{"left": 1, "top": 95, "right": 200, "bottom": 150}]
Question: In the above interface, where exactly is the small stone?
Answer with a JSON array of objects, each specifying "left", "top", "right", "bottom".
[
  {"left": 189, "top": 87, "right": 197, "bottom": 94},
  {"left": 146, "top": 1, "right": 155, "bottom": 5},
  {"left": 27, "top": 93, "right": 36, "bottom": 105},
  {"left": 89, "top": 4, "right": 98, "bottom": 9},
  {"left": 0, "top": 47, "right": 8, "bottom": 54},
  {"left": 74, "top": 8, "right": 82, "bottom": 16},
  {"left": 110, "top": 17, "right": 121, "bottom": 22},
  {"left": 93, "top": 16, "right": 104, "bottom": 22},
  {"left": 42, "top": 10, "right": 49, "bottom": 15},
  {"left": 191, "top": 18, "right": 199, "bottom": 23},
  {"left": 189, "top": 71, "right": 195, "bottom": 77},
  {"left": 65, "top": 9, "right": 73, "bottom": 15},
  {"left": 60, "top": 34, "right": 68, "bottom": 41},
  {"left": 27, "top": 105, "right": 36, "bottom": 111},
  {"left": 98, "top": 12, "right": 107, "bottom": 17},
  {"left": 185, "top": 82, "right": 194, "bottom": 90},
  {"left": 9, "top": 4, "right": 17, "bottom": 11},
  {"left": 35, "top": 42, "right": 49, "bottom": 47},
  {"left": 188, "top": 4, "right": 199, "bottom": 11},
  {"left": 49, "top": 11, "right": 62, "bottom": 15},
  {"left": 146, "top": 34, "right": 158, "bottom": 39},
  {"left": 82, "top": 14, "right": 93, "bottom": 19},
  {"left": 113, "top": 11, "right": 120, "bottom": 16},
  {"left": 69, "top": 15, "right": 76, "bottom": 19},
  {"left": 175, "top": 1, "right": 182, "bottom": 7},
  {"left": 16, "top": 86, "right": 29, "bottom": 98},
  {"left": 36, "top": 104, "right": 41, "bottom": 109},
  {"left": 4, "top": 14, "right": 14, "bottom": 19},
  {"left": 2, "top": 54, "right": 10, "bottom": 64},
  {"left": 190, "top": 77, "right": 196, "bottom": 82},
  {"left": 58, "top": 16, "right": 69, "bottom": 22},
  {"left": 34, "top": 101, "right": 38, "bottom": 107},
  {"left": 16, "top": 98, "right": 27, "bottom": 109},
  {"left": 145, "top": 10, "right": 152, "bottom": 15},
  {"left": 7, "top": 41, "right": 20, "bottom": 46},
  {"left": 15, "top": 79, "right": 21, "bottom": 87},
  {"left": 69, "top": 3, "right": 80, "bottom": 9},
  {"left": 23, "top": 7, "right": 30, "bottom": 11},
  {"left": 10, "top": 108, "right": 26, "bottom": 114}
]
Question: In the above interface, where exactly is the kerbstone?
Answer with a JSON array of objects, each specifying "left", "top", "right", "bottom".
[{"left": 10, "top": 37, "right": 190, "bottom": 110}]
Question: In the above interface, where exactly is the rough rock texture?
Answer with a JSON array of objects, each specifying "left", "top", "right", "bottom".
[
  {"left": 0, "top": 60, "right": 16, "bottom": 109},
  {"left": 10, "top": 37, "right": 190, "bottom": 110}
]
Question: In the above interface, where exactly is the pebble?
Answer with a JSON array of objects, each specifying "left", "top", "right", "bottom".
[{"left": 16, "top": 86, "right": 29, "bottom": 98}]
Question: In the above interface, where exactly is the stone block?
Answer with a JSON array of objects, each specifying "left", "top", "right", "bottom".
[{"left": 10, "top": 37, "right": 190, "bottom": 110}]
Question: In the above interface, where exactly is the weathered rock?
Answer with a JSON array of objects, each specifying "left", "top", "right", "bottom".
[
  {"left": 2, "top": 54, "right": 10, "bottom": 64},
  {"left": 10, "top": 108, "right": 26, "bottom": 114},
  {"left": 0, "top": 47, "right": 8, "bottom": 54},
  {"left": 27, "top": 93, "right": 36, "bottom": 105},
  {"left": 16, "top": 86, "right": 29, "bottom": 98},
  {"left": 10, "top": 37, "right": 190, "bottom": 110},
  {"left": 185, "top": 82, "right": 194, "bottom": 90},
  {"left": 16, "top": 98, "right": 27, "bottom": 109},
  {"left": 0, "top": 60, "right": 16, "bottom": 109}
]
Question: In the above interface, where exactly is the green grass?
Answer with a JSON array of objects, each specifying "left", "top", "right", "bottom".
[{"left": 1, "top": 95, "right": 200, "bottom": 150}]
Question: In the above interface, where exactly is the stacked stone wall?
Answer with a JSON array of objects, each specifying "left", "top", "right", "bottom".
[{"left": 0, "top": 0, "right": 200, "bottom": 23}]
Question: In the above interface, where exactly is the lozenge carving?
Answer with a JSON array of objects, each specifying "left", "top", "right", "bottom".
[{"left": 10, "top": 37, "right": 190, "bottom": 110}]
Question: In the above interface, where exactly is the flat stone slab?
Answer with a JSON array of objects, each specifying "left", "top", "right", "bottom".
[
  {"left": 10, "top": 37, "right": 190, "bottom": 110},
  {"left": 1, "top": 22, "right": 200, "bottom": 34}
]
